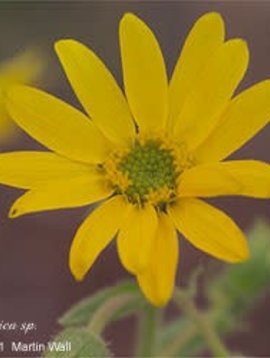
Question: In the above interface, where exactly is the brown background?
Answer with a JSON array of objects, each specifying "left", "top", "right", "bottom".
[{"left": 0, "top": 1, "right": 269, "bottom": 357}]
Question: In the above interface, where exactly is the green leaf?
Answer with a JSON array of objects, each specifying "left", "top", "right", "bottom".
[
  {"left": 156, "top": 219, "right": 270, "bottom": 356},
  {"left": 44, "top": 328, "right": 110, "bottom": 357},
  {"left": 59, "top": 280, "right": 146, "bottom": 327},
  {"left": 209, "top": 218, "right": 270, "bottom": 332}
]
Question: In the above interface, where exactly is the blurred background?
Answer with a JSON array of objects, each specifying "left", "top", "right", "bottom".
[{"left": 0, "top": 1, "right": 269, "bottom": 356}]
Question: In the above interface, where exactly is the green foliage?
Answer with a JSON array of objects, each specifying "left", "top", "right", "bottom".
[
  {"left": 59, "top": 280, "right": 145, "bottom": 327},
  {"left": 156, "top": 219, "right": 270, "bottom": 356},
  {"left": 44, "top": 328, "right": 110, "bottom": 357},
  {"left": 209, "top": 219, "right": 270, "bottom": 332}
]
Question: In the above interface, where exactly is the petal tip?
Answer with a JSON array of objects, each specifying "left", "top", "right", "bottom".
[
  {"left": 120, "top": 12, "right": 144, "bottom": 31},
  {"left": 54, "top": 39, "right": 75, "bottom": 52},
  {"left": 137, "top": 279, "right": 171, "bottom": 307},
  {"left": 121, "top": 12, "right": 138, "bottom": 22},
  {"left": 152, "top": 296, "right": 170, "bottom": 307},
  {"left": 8, "top": 205, "right": 21, "bottom": 219},
  {"left": 200, "top": 11, "right": 224, "bottom": 23},
  {"left": 238, "top": 244, "right": 250, "bottom": 262},
  {"left": 73, "top": 272, "right": 85, "bottom": 282},
  {"left": 229, "top": 38, "right": 249, "bottom": 56},
  {"left": 195, "top": 11, "right": 225, "bottom": 37},
  {"left": 69, "top": 251, "right": 88, "bottom": 282},
  {"left": 69, "top": 261, "right": 86, "bottom": 282},
  {"left": 230, "top": 239, "right": 250, "bottom": 263}
]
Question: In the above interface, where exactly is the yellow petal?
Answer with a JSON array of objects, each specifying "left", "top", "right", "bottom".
[
  {"left": 9, "top": 174, "right": 112, "bottom": 218},
  {"left": 0, "top": 107, "right": 17, "bottom": 143},
  {"left": 178, "top": 162, "right": 241, "bottom": 198},
  {"left": 169, "top": 198, "right": 249, "bottom": 263},
  {"left": 55, "top": 40, "right": 135, "bottom": 146},
  {"left": 195, "top": 80, "right": 270, "bottom": 162},
  {"left": 7, "top": 85, "right": 111, "bottom": 164},
  {"left": 172, "top": 39, "right": 249, "bottom": 151},
  {"left": 117, "top": 203, "right": 158, "bottom": 274},
  {"left": 0, "top": 151, "right": 96, "bottom": 189},
  {"left": 169, "top": 12, "right": 224, "bottom": 130},
  {"left": 137, "top": 213, "right": 178, "bottom": 306},
  {"left": 70, "top": 195, "right": 128, "bottom": 281},
  {"left": 220, "top": 161, "right": 270, "bottom": 198},
  {"left": 120, "top": 13, "right": 168, "bottom": 133},
  {"left": 179, "top": 160, "right": 270, "bottom": 198}
]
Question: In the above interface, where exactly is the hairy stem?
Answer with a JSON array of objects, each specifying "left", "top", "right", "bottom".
[
  {"left": 159, "top": 323, "right": 198, "bottom": 356},
  {"left": 135, "top": 306, "right": 161, "bottom": 357},
  {"left": 88, "top": 293, "right": 136, "bottom": 335},
  {"left": 174, "top": 288, "right": 230, "bottom": 357}
]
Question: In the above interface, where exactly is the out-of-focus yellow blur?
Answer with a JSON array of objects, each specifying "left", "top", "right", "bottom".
[{"left": 0, "top": 50, "right": 44, "bottom": 143}]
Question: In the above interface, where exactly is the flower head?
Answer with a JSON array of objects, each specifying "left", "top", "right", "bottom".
[{"left": 1, "top": 12, "right": 270, "bottom": 306}]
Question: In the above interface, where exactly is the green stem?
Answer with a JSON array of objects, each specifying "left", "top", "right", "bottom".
[
  {"left": 174, "top": 288, "right": 230, "bottom": 357},
  {"left": 135, "top": 306, "right": 160, "bottom": 357},
  {"left": 88, "top": 293, "right": 136, "bottom": 335},
  {"left": 159, "top": 323, "right": 198, "bottom": 357}
]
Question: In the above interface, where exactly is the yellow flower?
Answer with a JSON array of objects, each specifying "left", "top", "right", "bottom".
[
  {"left": 0, "top": 50, "right": 44, "bottom": 142},
  {"left": 1, "top": 12, "right": 270, "bottom": 306}
]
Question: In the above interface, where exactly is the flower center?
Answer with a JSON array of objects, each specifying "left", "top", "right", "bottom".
[
  {"left": 119, "top": 140, "right": 177, "bottom": 198},
  {"left": 103, "top": 137, "right": 182, "bottom": 209}
]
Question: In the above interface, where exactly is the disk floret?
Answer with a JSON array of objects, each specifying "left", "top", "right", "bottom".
[{"left": 117, "top": 139, "right": 179, "bottom": 206}]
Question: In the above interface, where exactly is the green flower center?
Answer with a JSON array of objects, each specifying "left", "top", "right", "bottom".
[{"left": 118, "top": 140, "right": 178, "bottom": 204}]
